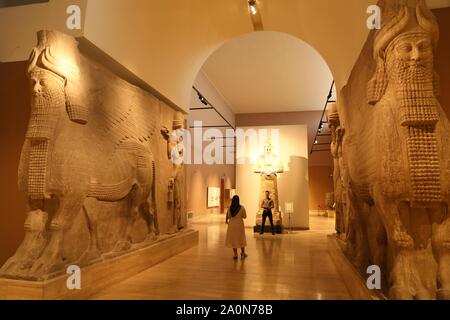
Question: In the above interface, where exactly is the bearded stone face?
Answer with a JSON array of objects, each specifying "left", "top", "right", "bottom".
[
  {"left": 264, "top": 143, "right": 272, "bottom": 155},
  {"left": 385, "top": 33, "right": 434, "bottom": 86},
  {"left": 27, "top": 68, "right": 66, "bottom": 140}
]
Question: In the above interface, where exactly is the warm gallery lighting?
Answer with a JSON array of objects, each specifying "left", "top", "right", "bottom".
[
  {"left": 58, "top": 56, "right": 74, "bottom": 74},
  {"left": 249, "top": 0, "right": 257, "bottom": 15},
  {"left": 314, "top": 140, "right": 318, "bottom": 145}
]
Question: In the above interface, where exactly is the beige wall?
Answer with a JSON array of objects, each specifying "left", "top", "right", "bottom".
[
  {"left": 0, "top": 0, "right": 86, "bottom": 61},
  {"left": 186, "top": 164, "right": 235, "bottom": 217},
  {"left": 0, "top": 61, "right": 29, "bottom": 266}
]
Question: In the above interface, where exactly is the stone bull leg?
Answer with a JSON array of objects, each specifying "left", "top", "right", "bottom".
[
  {"left": 144, "top": 160, "right": 159, "bottom": 239},
  {"left": 114, "top": 185, "right": 143, "bottom": 252},
  {"left": 0, "top": 202, "right": 48, "bottom": 277},
  {"left": 431, "top": 205, "right": 450, "bottom": 300},
  {"left": 76, "top": 206, "right": 102, "bottom": 266},
  {"left": 142, "top": 196, "right": 159, "bottom": 242},
  {"left": 372, "top": 188, "right": 414, "bottom": 299},
  {"left": 344, "top": 197, "right": 367, "bottom": 270},
  {"left": 28, "top": 194, "right": 85, "bottom": 277},
  {"left": 399, "top": 203, "right": 437, "bottom": 300}
]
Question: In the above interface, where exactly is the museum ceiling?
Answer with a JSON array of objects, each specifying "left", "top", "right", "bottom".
[{"left": 0, "top": 0, "right": 448, "bottom": 112}]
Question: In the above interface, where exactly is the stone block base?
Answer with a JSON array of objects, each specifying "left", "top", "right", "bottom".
[
  {"left": 327, "top": 235, "right": 386, "bottom": 300},
  {"left": 0, "top": 230, "right": 199, "bottom": 300},
  {"left": 253, "top": 225, "right": 283, "bottom": 234}
]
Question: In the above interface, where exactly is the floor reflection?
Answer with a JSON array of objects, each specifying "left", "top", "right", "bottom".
[{"left": 93, "top": 214, "right": 351, "bottom": 300}]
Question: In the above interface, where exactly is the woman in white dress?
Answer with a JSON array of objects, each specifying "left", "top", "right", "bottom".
[{"left": 226, "top": 195, "right": 248, "bottom": 260}]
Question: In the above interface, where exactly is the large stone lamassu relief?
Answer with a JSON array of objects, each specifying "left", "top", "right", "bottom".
[
  {"left": 334, "top": 0, "right": 450, "bottom": 299},
  {"left": 0, "top": 30, "right": 187, "bottom": 280}
]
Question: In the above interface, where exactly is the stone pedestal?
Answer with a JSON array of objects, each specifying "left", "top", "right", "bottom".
[
  {"left": 0, "top": 230, "right": 198, "bottom": 300},
  {"left": 253, "top": 211, "right": 283, "bottom": 234}
]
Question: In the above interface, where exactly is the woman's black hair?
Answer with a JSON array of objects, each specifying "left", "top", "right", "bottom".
[{"left": 229, "top": 195, "right": 241, "bottom": 218}]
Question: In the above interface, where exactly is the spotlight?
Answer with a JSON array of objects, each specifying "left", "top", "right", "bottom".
[
  {"left": 197, "top": 93, "right": 209, "bottom": 106},
  {"left": 314, "top": 140, "right": 318, "bottom": 145},
  {"left": 248, "top": 0, "right": 257, "bottom": 15}
]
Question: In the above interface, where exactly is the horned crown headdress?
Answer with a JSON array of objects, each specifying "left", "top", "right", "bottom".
[
  {"left": 28, "top": 30, "right": 87, "bottom": 124},
  {"left": 367, "top": 0, "right": 440, "bottom": 105},
  {"left": 173, "top": 112, "right": 185, "bottom": 129},
  {"left": 327, "top": 103, "right": 340, "bottom": 126}
]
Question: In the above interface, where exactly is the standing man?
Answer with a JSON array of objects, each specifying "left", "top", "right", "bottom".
[{"left": 260, "top": 191, "right": 275, "bottom": 235}]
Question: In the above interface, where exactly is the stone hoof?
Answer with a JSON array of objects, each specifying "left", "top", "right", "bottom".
[
  {"left": 0, "top": 236, "right": 44, "bottom": 276},
  {"left": 167, "top": 226, "right": 178, "bottom": 235},
  {"left": 415, "top": 288, "right": 434, "bottom": 300},
  {"left": 0, "top": 259, "right": 20, "bottom": 278},
  {"left": 389, "top": 286, "right": 414, "bottom": 300},
  {"left": 77, "top": 249, "right": 102, "bottom": 266},
  {"left": 392, "top": 230, "right": 414, "bottom": 249},
  {"left": 114, "top": 241, "right": 132, "bottom": 252},
  {"left": 0, "top": 254, "right": 35, "bottom": 277},
  {"left": 28, "top": 255, "right": 64, "bottom": 278},
  {"left": 437, "top": 289, "right": 450, "bottom": 300},
  {"left": 145, "top": 233, "right": 158, "bottom": 242}
]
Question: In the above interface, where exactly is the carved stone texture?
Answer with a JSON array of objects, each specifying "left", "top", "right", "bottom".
[
  {"left": 0, "top": 30, "right": 186, "bottom": 281},
  {"left": 328, "top": 103, "right": 346, "bottom": 237},
  {"left": 253, "top": 139, "right": 284, "bottom": 228},
  {"left": 160, "top": 112, "right": 187, "bottom": 233},
  {"left": 339, "top": 0, "right": 450, "bottom": 300}
]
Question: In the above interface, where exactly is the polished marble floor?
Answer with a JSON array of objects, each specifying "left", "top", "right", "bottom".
[{"left": 93, "top": 214, "right": 351, "bottom": 300}]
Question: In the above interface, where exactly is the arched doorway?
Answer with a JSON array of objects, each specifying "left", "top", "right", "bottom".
[{"left": 186, "top": 31, "right": 336, "bottom": 233}]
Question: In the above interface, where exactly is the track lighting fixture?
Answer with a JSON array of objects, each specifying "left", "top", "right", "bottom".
[
  {"left": 197, "top": 92, "right": 208, "bottom": 106},
  {"left": 248, "top": 0, "right": 257, "bottom": 15}
]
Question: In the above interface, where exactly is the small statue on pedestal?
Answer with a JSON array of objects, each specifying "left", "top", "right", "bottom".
[{"left": 253, "top": 139, "right": 284, "bottom": 234}]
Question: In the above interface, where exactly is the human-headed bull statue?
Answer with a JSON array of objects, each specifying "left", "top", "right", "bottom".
[
  {"left": 0, "top": 30, "right": 162, "bottom": 280},
  {"left": 338, "top": 0, "right": 450, "bottom": 299}
]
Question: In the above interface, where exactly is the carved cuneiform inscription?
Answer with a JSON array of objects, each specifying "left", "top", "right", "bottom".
[
  {"left": 28, "top": 140, "right": 49, "bottom": 199},
  {"left": 407, "top": 126, "right": 441, "bottom": 203}
]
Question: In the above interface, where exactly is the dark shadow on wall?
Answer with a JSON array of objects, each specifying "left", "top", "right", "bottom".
[
  {"left": 308, "top": 165, "right": 333, "bottom": 212},
  {"left": 434, "top": 7, "right": 450, "bottom": 118},
  {"left": 0, "top": 61, "right": 29, "bottom": 265}
]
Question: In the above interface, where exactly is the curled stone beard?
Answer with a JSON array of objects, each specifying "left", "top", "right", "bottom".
[
  {"left": 26, "top": 73, "right": 65, "bottom": 199},
  {"left": 388, "top": 56, "right": 438, "bottom": 126},
  {"left": 386, "top": 52, "right": 441, "bottom": 206},
  {"left": 26, "top": 81, "right": 65, "bottom": 140}
]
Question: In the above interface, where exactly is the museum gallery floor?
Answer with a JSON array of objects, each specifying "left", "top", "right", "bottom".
[{"left": 93, "top": 214, "right": 350, "bottom": 300}]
